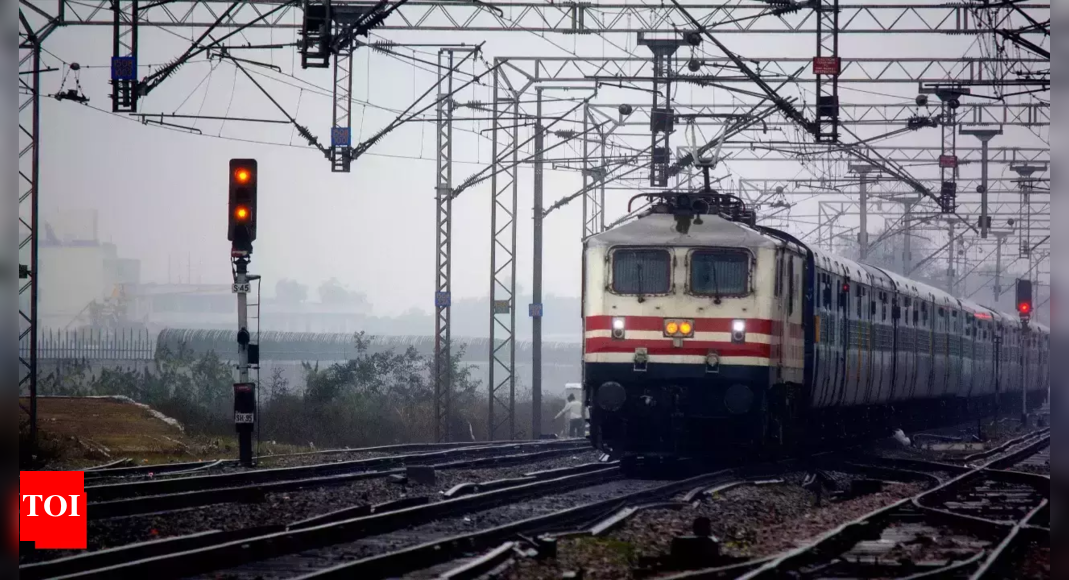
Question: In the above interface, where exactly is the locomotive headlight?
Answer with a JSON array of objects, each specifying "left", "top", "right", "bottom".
[
  {"left": 665, "top": 321, "right": 679, "bottom": 336},
  {"left": 679, "top": 321, "right": 693, "bottom": 336},
  {"left": 611, "top": 317, "right": 626, "bottom": 340},
  {"left": 732, "top": 319, "right": 747, "bottom": 343}
]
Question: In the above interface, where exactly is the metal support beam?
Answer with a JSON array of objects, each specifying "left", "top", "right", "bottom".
[
  {"left": 638, "top": 33, "right": 686, "bottom": 187},
  {"left": 488, "top": 65, "right": 520, "bottom": 441},
  {"left": 849, "top": 163, "right": 876, "bottom": 260},
  {"left": 581, "top": 103, "right": 607, "bottom": 238},
  {"left": 330, "top": 47, "right": 354, "bottom": 172},
  {"left": 54, "top": 1, "right": 1054, "bottom": 36},
  {"left": 110, "top": 0, "right": 140, "bottom": 112},
  {"left": 434, "top": 48, "right": 461, "bottom": 443},
  {"left": 992, "top": 231, "right": 1010, "bottom": 301},
  {"left": 960, "top": 126, "right": 1002, "bottom": 238},
  {"left": 18, "top": 34, "right": 42, "bottom": 454}
]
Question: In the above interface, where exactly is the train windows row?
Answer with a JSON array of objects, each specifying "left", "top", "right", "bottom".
[{"left": 611, "top": 248, "right": 751, "bottom": 297}]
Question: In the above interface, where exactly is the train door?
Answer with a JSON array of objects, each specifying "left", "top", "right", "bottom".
[
  {"left": 829, "top": 270, "right": 849, "bottom": 408},
  {"left": 961, "top": 314, "right": 976, "bottom": 397},
  {"left": 773, "top": 250, "right": 788, "bottom": 384},
  {"left": 903, "top": 296, "right": 920, "bottom": 401},
  {"left": 916, "top": 299, "right": 932, "bottom": 399},
  {"left": 862, "top": 282, "right": 877, "bottom": 405},
  {"left": 845, "top": 281, "right": 862, "bottom": 406},
  {"left": 813, "top": 268, "right": 831, "bottom": 408},
  {"left": 950, "top": 309, "right": 964, "bottom": 397},
  {"left": 874, "top": 290, "right": 891, "bottom": 404}
]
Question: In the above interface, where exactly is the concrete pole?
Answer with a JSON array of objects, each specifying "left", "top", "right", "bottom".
[{"left": 531, "top": 89, "right": 545, "bottom": 440}]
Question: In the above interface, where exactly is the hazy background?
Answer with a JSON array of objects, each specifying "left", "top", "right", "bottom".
[{"left": 22, "top": 1, "right": 1050, "bottom": 339}]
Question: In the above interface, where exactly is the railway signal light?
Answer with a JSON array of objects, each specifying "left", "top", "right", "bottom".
[
  {"left": 1016, "top": 279, "right": 1032, "bottom": 320},
  {"left": 228, "top": 159, "right": 258, "bottom": 252}
]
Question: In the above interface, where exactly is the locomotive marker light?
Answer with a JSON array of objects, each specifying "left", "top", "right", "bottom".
[
  {"left": 611, "top": 317, "right": 626, "bottom": 340},
  {"left": 663, "top": 319, "right": 695, "bottom": 338},
  {"left": 732, "top": 319, "right": 747, "bottom": 343}
]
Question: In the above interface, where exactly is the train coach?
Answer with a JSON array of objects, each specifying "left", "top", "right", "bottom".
[{"left": 582, "top": 191, "right": 1049, "bottom": 461}]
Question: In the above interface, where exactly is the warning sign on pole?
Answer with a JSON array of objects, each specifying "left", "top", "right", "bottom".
[{"left": 813, "top": 57, "right": 842, "bottom": 76}]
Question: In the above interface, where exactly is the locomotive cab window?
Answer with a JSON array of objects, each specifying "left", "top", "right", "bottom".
[
  {"left": 689, "top": 249, "right": 751, "bottom": 297},
  {"left": 612, "top": 248, "right": 672, "bottom": 295}
]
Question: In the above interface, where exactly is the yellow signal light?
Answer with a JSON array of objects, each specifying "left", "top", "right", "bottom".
[
  {"left": 235, "top": 206, "right": 250, "bottom": 221},
  {"left": 234, "top": 168, "right": 252, "bottom": 184}
]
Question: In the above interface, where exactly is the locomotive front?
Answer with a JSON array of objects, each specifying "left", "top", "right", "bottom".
[{"left": 583, "top": 210, "right": 805, "bottom": 460}]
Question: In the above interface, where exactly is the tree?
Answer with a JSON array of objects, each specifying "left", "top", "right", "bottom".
[
  {"left": 276, "top": 279, "right": 309, "bottom": 305},
  {"left": 319, "top": 278, "right": 363, "bottom": 306}
]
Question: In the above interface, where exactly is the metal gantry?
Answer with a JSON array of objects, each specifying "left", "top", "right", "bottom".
[
  {"left": 433, "top": 48, "right": 462, "bottom": 443},
  {"left": 487, "top": 64, "right": 521, "bottom": 441},
  {"left": 18, "top": 20, "right": 50, "bottom": 453},
  {"left": 51, "top": 1, "right": 1054, "bottom": 35}
]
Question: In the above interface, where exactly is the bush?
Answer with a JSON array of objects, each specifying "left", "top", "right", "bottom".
[{"left": 33, "top": 333, "right": 488, "bottom": 450}]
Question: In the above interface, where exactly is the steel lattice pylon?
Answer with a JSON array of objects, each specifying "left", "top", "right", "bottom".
[
  {"left": 581, "top": 104, "right": 609, "bottom": 238},
  {"left": 110, "top": 0, "right": 140, "bottom": 112},
  {"left": 814, "top": 0, "right": 840, "bottom": 142},
  {"left": 488, "top": 65, "right": 520, "bottom": 441},
  {"left": 18, "top": 32, "right": 44, "bottom": 453},
  {"left": 433, "top": 48, "right": 462, "bottom": 443},
  {"left": 331, "top": 47, "right": 354, "bottom": 172}
]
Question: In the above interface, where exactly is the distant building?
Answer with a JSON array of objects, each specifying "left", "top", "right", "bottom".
[{"left": 38, "top": 210, "right": 141, "bottom": 329}]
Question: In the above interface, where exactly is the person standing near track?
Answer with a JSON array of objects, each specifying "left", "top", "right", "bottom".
[{"left": 555, "top": 394, "right": 585, "bottom": 438}]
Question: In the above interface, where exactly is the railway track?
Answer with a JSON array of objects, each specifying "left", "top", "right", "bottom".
[
  {"left": 88, "top": 445, "right": 599, "bottom": 519},
  {"left": 21, "top": 461, "right": 624, "bottom": 580},
  {"left": 651, "top": 429, "right": 1050, "bottom": 579},
  {"left": 82, "top": 441, "right": 521, "bottom": 482},
  {"left": 86, "top": 440, "right": 586, "bottom": 501}
]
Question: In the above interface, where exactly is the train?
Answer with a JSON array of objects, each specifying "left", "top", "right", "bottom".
[{"left": 581, "top": 190, "right": 1050, "bottom": 461}]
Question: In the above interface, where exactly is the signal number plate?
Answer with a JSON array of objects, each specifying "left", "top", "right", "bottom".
[
  {"left": 232, "top": 283, "right": 251, "bottom": 294},
  {"left": 234, "top": 413, "right": 255, "bottom": 424}
]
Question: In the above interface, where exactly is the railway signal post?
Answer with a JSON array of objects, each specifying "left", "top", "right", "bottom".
[
  {"left": 229, "top": 159, "right": 259, "bottom": 467},
  {"left": 1016, "top": 278, "right": 1032, "bottom": 427}
]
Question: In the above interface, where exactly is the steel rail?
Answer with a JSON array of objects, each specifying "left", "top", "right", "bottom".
[
  {"left": 293, "top": 459, "right": 811, "bottom": 579},
  {"left": 86, "top": 440, "right": 586, "bottom": 501},
  {"left": 735, "top": 433, "right": 1050, "bottom": 579},
  {"left": 48, "top": 467, "right": 623, "bottom": 579},
  {"left": 88, "top": 446, "right": 593, "bottom": 519}
]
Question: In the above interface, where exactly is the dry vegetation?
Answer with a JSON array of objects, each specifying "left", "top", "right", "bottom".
[{"left": 23, "top": 333, "right": 566, "bottom": 469}]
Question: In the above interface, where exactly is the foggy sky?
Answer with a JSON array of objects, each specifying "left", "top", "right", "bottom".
[{"left": 28, "top": 1, "right": 1050, "bottom": 319}]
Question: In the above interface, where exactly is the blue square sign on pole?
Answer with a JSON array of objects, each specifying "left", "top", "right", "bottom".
[
  {"left": 529, "top": 303, "right": 543, "bottom": 318},
  {"left": 111, "top": 56, "right": 137, "bottom": 81},
  {"left": 331, "top": 127, "right": 352, "bottom": 148},
  {"left": 435, "top": 291, "right": 451, "bottom": 308}
]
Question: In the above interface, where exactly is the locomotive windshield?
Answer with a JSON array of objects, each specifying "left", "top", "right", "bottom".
[
  {"left": 690, "top": 249, "right": 750, "bottom": 296},
  {"left": 612, "top": 249, "right": 671, "bottom": 295}
]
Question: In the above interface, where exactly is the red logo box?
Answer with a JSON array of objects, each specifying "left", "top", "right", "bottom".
[{"left": 19, "top": 471, "right": 87, "bottom": 550}]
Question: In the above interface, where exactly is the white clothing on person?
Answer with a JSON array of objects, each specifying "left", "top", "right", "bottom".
[{"left": 555, "top": 400, "right": 583, "bottom": 421}]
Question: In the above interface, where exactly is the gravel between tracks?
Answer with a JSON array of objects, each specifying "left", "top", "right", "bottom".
[
  {"left": 19, "top": 451, "right": 601, "bottom": 567},
  {"left": 506, "top": 473, "right": 924, "bottom": 580},
  {"left": 208, "top": 479, "right": 660, "bottom": 580}
]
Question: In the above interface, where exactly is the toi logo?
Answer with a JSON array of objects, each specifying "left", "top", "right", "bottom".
[{"left": 19, "top": 471, "right": 87, "bottom": 550}]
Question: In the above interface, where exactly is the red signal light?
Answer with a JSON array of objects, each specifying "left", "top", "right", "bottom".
[{"left": 1018, "top": 302, "right": 1031, "bottom": 315}]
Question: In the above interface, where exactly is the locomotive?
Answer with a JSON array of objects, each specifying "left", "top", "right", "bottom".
[{"left": 582, "top": 190, "right": 1049, "bottom": 461}]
